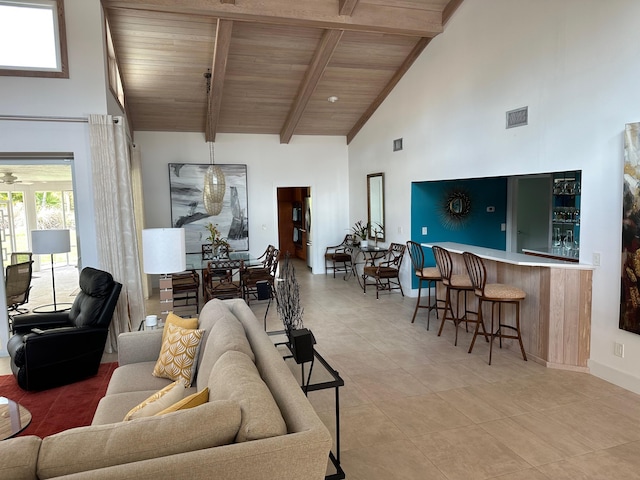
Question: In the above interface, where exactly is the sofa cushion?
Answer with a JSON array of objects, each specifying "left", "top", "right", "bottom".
[
  {"left": 153, "top": 323, "right": 204, "bottom": 387},
  {"left": 123, "top": 380, "right": 186, "bottom": 421},
  {"left": 209, "top": 350, "right": 287, "bottom": 442},
  {"left": 0, "top": 435, "right": 41, "bottom": 480},
  {"left": 106, "top": 361, "right": 173, "bottom": 395},
  {"left": 196, "top": 311, "right": 255, "bottom": 392},
  {"left": 38, "top": 400, "right": 241, "bottom": 479},
  {"left": 157, "top": 388, "right": 209, "bottom": 415}
]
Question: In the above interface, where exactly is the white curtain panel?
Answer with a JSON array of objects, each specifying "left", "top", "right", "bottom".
[
  {"left": 130, "top": 143, "right": 150, "bottom": 300},
  {"left": 89, "top": 114, "right": 145, "bottom": 351}
]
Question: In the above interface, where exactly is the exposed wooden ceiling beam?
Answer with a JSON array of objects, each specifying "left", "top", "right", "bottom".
[
  {"left": 206, "top": 19, "right": 233, "bottom": 142},
  {"left": 338, "top": 0, "right": 359, "bottom": 16},
  {"left": 442, "top": 0, "right": 464, "bottom": 25},
  {"left": 347, "top": 37, "right": 431, "bottom": 145},
  {"left": 103, "top": 0, "right": 443, "bottom": 37},
  {"left": 280, "top": 29, "right": 343, "bottom": 144}
]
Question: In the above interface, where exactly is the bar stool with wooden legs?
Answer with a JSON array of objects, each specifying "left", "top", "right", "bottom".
[
  {"left": 432, "top": 245, "right": 475, "bottom": 346},
  {"left": 463, "top": 251, "right": 527, "bottom": 365},
  {"left": 406, "top": 241, "right": 444, "bottom": 329}
]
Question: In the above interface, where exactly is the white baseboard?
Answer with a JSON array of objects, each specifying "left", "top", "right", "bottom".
[{"left": 588, "top": 359, "right": 640, "bottom": 395}]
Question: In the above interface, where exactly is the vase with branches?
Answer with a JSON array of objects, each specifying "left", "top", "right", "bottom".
[
  {"left": 205, "top": 222, "right": 230, "bottom": 257},
  {"left": 352, "top": 220, "right": 369, "bottom": 247},
  {"left": 275, "top": 253, "right": 314, "bottom": 363}
]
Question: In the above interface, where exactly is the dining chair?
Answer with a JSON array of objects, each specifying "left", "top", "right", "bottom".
[
  {"left": 463, "top": 251, "right": 527, "bottom": 365},
  {"left": 406, "top": 241, "right": 444, "bottom": 329},
  {"left": 362, "top": 243, "right": 406, "bottom": 299},
  {"left": 242, "top": 248, "right": 279, "bottom": 304},
  {"left": 205, "top": 259, "right": 245, "bottom": 301},
  {"left": 432, "top": 245, "right": 475, "bottom": 346},
  {"left": 5, "top": 261, "right": 33, "bottom": 330},
  {"left": 325, "top": 234, "right": 355, "bottom": 278},
  {"left": 171, "top": 269, "right": 200, "bottom": 314}
]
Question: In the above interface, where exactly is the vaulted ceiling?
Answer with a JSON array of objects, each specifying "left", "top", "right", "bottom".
[{"left": 102, "top": 0, "right": 463, "bottom": 144}]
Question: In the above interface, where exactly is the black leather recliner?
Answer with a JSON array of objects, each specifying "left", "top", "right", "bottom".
[{"left": 7, "top": 267, "right": 122, "bottom": 391}]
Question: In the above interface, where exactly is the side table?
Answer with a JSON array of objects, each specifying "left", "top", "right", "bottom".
[{"left": 0, "top": 397, "right": 32, "bottom": 440}]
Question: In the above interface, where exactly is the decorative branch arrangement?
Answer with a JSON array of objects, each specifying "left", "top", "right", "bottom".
[{"left": 275, "top": 253, "right": 304, "bottom": 336}]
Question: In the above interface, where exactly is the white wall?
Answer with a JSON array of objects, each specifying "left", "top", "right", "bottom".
[
  {"left": 349, "top": 0, "right": 640, "bottom": 391},
  {"left": 135, "top": 132, "right": 350, "bottom": 273},
  {"left": 0, "top": 0, "right": 108, "bottom": 356}
]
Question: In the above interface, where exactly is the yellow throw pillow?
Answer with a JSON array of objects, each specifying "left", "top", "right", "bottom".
[
  {"left": 156, "top": 388, "right": 209, "bottom": 416},
  {"left": 153, "top": 323, "right": 204, "bottom": 387},
  {"left": 123, "top": 381, "right": 186, "bottom": 421},
  {"left": 163, "top": 312, "right": 198, "bottom": 342}
]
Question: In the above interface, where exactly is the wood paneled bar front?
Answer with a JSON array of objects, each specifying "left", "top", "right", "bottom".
[{"left": 422, "top": 242, "right": 594, "bottom": 371}]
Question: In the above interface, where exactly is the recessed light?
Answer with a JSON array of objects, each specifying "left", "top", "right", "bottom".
[{"left": 327, "top": 96, "right": 339, "bottom": 103}]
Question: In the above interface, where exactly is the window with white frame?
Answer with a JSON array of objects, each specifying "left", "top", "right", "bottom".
[
  {"left": 0, "top": 0, "right": 69, "bottom": 78},
  {"left": 105, "top": 17, "right": 125, "bottom": 108}
]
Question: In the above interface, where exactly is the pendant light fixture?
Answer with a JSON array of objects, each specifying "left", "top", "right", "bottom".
[{"left": 203, "top": 141, "right": 226, "bottom": 216}]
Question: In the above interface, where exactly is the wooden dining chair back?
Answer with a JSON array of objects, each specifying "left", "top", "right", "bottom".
[
  {"left": 463, "top": 251, "right": 527, "bottom": 365},
  {"left": 432, "top": 245, "right": 475, "bottom": 346},
  {"left": 362, "top": 242, "right": 406, "bottom": 299},
  {"left": 243, "top": 248, "right": 279, "bottom": 304},
  {"left": 406, "top": 241, "right": 443, "bottom": 329},
  {"left": 205, "top": 259, "right": 245, "bottom": 301},
  {"left": 325, "top": 234, "right": 355, "bottom": 278},
  {"left": 171, "top": 270, "right": 200, "bottom": 314}
]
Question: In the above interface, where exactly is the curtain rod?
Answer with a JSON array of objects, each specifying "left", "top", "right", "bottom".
[
  {"left": 0, "top": 115, "right": 121, "bottom": 124},
  {"left": 0, "top": 114, "right": 89, "bottom": 123}
]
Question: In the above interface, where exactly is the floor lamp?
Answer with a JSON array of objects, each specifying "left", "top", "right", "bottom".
[
  {"left": 31, "top": 229, "right": 71, "bottom": 312},
  {"left": 142, "top": 228, "right": 186, "bottom": 323}
]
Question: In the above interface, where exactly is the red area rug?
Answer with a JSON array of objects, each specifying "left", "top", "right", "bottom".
[{"left": 0, "top": 362, "right": 117, "bottom": 438}]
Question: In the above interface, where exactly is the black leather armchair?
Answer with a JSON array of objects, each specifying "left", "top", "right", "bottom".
[{"left": 7, "top": 267, "right": 122, "bottom": 391}]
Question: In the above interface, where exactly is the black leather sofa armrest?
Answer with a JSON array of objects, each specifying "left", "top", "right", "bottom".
[{"left": 12, "top": 312, "right": 72, "bottom": 334}]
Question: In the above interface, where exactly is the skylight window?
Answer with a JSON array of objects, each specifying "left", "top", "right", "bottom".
[{"left": 0, "top": 0, "right": 68, "bottom": 78}]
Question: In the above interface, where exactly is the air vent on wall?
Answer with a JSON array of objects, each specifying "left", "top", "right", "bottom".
[{"left": 506, "top": 106, "right": 528, "bottom": 129}]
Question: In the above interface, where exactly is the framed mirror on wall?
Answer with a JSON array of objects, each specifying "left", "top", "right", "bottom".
[{"left": 367, "top": 172, "right": 385, "bottom": 241}]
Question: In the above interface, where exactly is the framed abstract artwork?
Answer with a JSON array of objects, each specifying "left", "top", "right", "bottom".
[
  {"left": 169, "top": 163, "right": 249, "bottom": 253},
  {"left": 622, "top": 123, "right": 640, "bottom": 334}
]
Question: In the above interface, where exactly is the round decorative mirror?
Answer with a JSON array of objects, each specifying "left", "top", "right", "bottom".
[{"left": 442, "top": 189, "right": 472, "bottom": 229}]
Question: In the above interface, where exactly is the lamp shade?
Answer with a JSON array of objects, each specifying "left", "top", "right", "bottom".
[
  {"left": 31, "top": 229, "right": 71, "bottom": 255},
  {"left": 142, "top": 228, "right": 186, "bottom": 274}
]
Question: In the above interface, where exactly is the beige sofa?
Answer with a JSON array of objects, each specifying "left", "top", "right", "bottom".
[{"left": 0, "top": 299, "right": 332, "bottom": 480}]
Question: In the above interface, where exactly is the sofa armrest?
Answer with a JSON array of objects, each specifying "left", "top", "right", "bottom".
[
  {"left": 0, "top": 436, "right": 41, "bottom": 480},
  {"left": 117, "top": 330, "right": 163, "bottom": 366}
]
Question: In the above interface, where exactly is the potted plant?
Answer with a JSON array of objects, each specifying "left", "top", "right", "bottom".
[
  {"left": 372, "top": 222, "right": 384, "bottom": 248},
  {"left": 275, "top": 253, "right": 315, "bottom": 364},
  {"left": 352, "top": 220, "right": 369, "bottom": 248},
  {"left": 205, "top": 222, "right": 231, "bottom": 258}
]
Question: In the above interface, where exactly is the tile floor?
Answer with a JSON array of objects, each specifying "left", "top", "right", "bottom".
[{"left": 4, "top": 259, "right": 640, "bottom": 479}]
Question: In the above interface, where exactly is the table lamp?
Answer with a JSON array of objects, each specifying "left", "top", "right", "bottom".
[
  {"left": 31, "top": 229, "right": 71, "bottom": 311},
  {"left": 142, "top": 228, "right": 186, "bottom": 321}
]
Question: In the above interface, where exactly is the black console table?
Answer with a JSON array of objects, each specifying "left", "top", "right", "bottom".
[{"left": 272, "top": 333, "right": 345, "bottom": 480}]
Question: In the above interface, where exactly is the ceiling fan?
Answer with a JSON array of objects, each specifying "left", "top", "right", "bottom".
[{"left": 0, "top": 172, "right": 32, "bottom": 185}]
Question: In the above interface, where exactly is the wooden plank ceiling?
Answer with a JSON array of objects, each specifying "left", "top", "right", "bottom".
[{"left": 102, "top": 0, "right": 463, "bottom": 144}]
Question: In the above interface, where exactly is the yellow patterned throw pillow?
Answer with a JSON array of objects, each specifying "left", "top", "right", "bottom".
[
  {"left": 156, "top": 388, "right": 209, "bottom": 416},
  {"left": 163, "top": 312, "right": 199, "bottom": 342},
  {"left": 123, "top": 380, "right": 186, "bottom": 421},
  {"left": 153, "top": 323, "right": 204, "bottom": 387}
]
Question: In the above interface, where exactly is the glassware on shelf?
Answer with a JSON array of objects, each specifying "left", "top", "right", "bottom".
[
  {"left": 553, "top": 227, "right": 561, "bottom": 247},
  {"left": 564, "top": 229, "right": 574, "bottom": 251}
]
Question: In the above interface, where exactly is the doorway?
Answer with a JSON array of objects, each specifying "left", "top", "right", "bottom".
[
  {"left": 512, "top": 175, "right": 552, "bottom": 253},
  {"left": 276, "top": 187, "right": 311, "bottom": 268},
  {"left": 0, "top": 160, "right": 79, "bottom": 311}
]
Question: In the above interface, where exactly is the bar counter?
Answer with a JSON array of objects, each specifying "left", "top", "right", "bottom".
[{"left": 422, "top": 242, "right": 594, "bottom": 371}]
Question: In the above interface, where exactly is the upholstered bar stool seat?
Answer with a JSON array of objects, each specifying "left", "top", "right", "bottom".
[
  {"left": 463, "top": 251, "right": 527, "bottom": 365},
  {"left": 432, "top": 246, "right": 476, "bottom": 346}
]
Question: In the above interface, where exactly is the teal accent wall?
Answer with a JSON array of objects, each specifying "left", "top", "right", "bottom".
[{"left": 410, "top": 178, "right": 508, "bottom": 286}]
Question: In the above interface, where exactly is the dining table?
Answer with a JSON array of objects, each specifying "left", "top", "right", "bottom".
[
  {"left": 347, "top": 244, "right": 388, "bottom": 290},
  {"left": 185, "top": 252, "right": 262, "bottom": 296}
]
